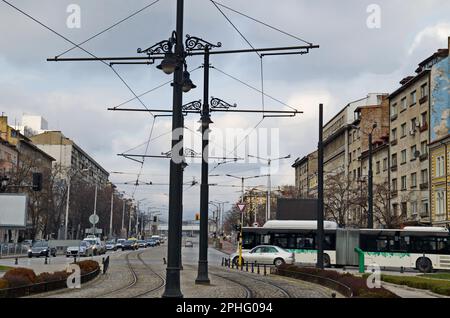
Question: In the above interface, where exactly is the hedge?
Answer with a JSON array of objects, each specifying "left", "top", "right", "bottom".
[
  {"left": 381, "top": 274, "right": 450, "bottom": 296},
  {"left": 276, "top": 265, "right": 398, "bottom": 298}
]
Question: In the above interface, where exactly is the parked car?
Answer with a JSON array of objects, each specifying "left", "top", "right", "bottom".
[
  {"left": 83, "top": 237, "right": 106, "bottom": 255},
  {"left": 137, "top": 240, "right": 147, "bottom": 248},
  {"left": 106, "top": 240, "right": 118, "bottom": 251},
  {"left": 121, "top": 240, "right": 138, "bottom": 251},
  {"left": 230, "top": 245, "right": 295, "bottom": 267},
  {"left": 66, "top": 241, "right": 94, "bottom": 257},
  {"left": 116, "top": 239, "right": 126, "bottom": 249},
  {"left": 28, "top": 241, "right": 57, "bottom": 258},
  {"left": 184, "top": 240, "right": 193, "bottom": 248}
]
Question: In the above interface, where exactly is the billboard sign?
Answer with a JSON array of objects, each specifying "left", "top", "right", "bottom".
[{"left": 0, "top": 194, "right": 28, "bottom": 228}]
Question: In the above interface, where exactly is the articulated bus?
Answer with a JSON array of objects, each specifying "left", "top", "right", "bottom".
[{"left": 241, "top": 220, "right": 450, "bottom": 272}]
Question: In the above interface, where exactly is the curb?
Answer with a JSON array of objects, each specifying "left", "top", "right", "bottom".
[{"left": 382, "top": 281, "right": 450, "bottom": 298}]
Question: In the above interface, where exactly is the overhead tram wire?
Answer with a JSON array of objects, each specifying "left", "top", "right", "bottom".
[
  {"left": 56, "top": 0, "right": 161, "bottom": 58},
  {"left": 0, "top": 0, "right": 154, "bottom": 117},
  {"left": 210, "top": 1, "right": 313, "bottom": 46}
]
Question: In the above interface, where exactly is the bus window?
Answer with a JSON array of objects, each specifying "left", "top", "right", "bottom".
[
  {"left": 262, "top": 235, "right": 270, "bottom": 244},
  {"left": 410, "top": 237, "right": 437, "bottom": 254},
  {"left": 243, "top": 233, "right": 260, "bottom": 249},
  {"left": 323, "top": 234, "right": 336, "bottom": 250},
  {"left": 273, "top": 234, "right": 288, "bottom": 248},
  {"left": 296, "top": 236, "right": 314, "bottom": 249},
  {"left": 436, "top": 238, "right": 450, "bottom": 253}
]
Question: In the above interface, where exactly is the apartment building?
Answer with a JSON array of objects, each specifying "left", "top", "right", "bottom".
[
  {"left": 429, "top": 38, "right": 450, "bottom": 227},
  {"left": 292, "top": 150, "right": 318, "bottom": 198},
  {"left": 30, "top": 131, "right": 109, "bottom": 186},
  {"left": 389, "top": 45, "right": 448, "bottom": 224}
]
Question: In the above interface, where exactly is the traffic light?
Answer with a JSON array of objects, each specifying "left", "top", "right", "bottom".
[
  {"left": 32, "top": 172, "right": 43, "bottom": 191},
  {"left": 195, "top": 213, "right": 200, "bottom": 221}
]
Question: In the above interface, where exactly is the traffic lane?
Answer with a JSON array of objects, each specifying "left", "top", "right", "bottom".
[{"left": 181, "top": 241, "right": 229, "bottom": 266}]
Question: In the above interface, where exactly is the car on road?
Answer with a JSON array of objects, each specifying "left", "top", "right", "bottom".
[
  {"left": 116, "top": 239, "right": 126, "bottom": 249},
  {"left": 137, "top": 240, "right": 147, "bottom": 248},
  {"left": 184, "top": 240, "right": 193, "bottom": 248},
  {"left": 66, "top": 241, "right": 94, "bottom": 257},
  {"left": 83, "top": 237, "right": 106, "bottom": 255},
  {"left": 121, "top": 240, "right": 138, "bottom": 251},
  {"left": 230, "top": 245, "right": 295, "bottom": 267},
  {"left": 151, "top": 235, "right": 162, "bottom": 245},
  {"left": 28, "top": 241, "right": 57, "bottom": 258},
  {"left": 106, "top": 240, "right": 118, "bottom": 251},
  {"left": 146, "top": 239, "right": 157, "bottom": 247}
]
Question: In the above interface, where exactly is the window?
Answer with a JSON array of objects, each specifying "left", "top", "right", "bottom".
[
  {"left": 392, "top": 178, "right": 398, "bottom": 191},
  {"left": 410, "top": 145, "right": 417, "bottom": 160},
  {"left": 411, "top": 173, "right": 417, "bottom": 188},
  {"left": 383, "top": 158, "right": 388, "bottom": 171},
  {"left": 391, "top": 103, "right": 398, "bottom": 116},
  {"left": 420, "top": 83, "right": 428, "bottom": 98},
  {"left": 411, "top": 90, "right": 417, "bottom": 105},
  {"left": 353, "top": 150, "right": 356, "bottom": 161},
  {"left": 421, "top": 112, "right": 427, "bottom": 126},
  {"left": 401, "top": 98, "right": 407, "bottom": 110},
  {"left": 401, "top": 123, "right": 407, "bottom": 137},
  {"left": 401, "top": 202, "right": 407, "bottom": 215},
  {"left": 436, "top": 191, "right": 446, "bottom": 216},
  {"left": 357, "top": 167, "right": 361, "bottom": 179},
  {"left": 421, "top": 141, "right": 428, "bottom": 155},
  {"left": 401, "top": 176, "right": 407, "bottom": 190},
  {"left": 357, "top": 148, "right": 361, "bottom": 158},
  {"left": 392, "top": 128, "right": 397, "bottom": 140},
  {"left": 411, "top": 118, "right": 417, "bottom": 131},
  {"left": 376, "top": 161, "right": 380, "bottom": 174},
  {"left": 411, "top": 201, "right": 418, "bottom": 215},
  {"left": 392, "top": 204, "right": 399, "bottom": 216},
  {"left": 421, "top": 169, "right": 428, "bottom": 184},
  {"left": 436, "top": 155, "right": 445, "bottom": 177},
  {"left": 422, "top": 200, "right": 429, "bottom": 215},
  {"left": 401, "top": 149, "right": 407, "bottom": 164},
  {"left": 348, "top": 152, "right": 352, "bottom": 163},
  {"left": 392, "top": 153, "right": 397, "bottom": 166}
]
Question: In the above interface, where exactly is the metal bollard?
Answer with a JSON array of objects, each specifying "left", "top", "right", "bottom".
[
  {"left": 163, "top": 257, "right": 167, "bottom": 265},
  {"left": 240, "top": 261, "right": 243, "bottom": 271},
  {"left": 231, "top": 262, "right": 234, "bottom": 269},
  {"left": 400, "top": 266, "right": 404, "bottom": 273},
  {"left": 251, "top": 262, "right": 254, "bottom": 273},
  {"left": 246, "top": 261, "right": 248, "bottom": 272},
  {"left": 44, "top": 257, "right": 48, "bottom": 264},
  {"left": 221, "top": 257, "right": 224, "bottom": 267},
  {"left": 257, "top": 264, "right": 260, "bottom": 275},
  {"left": 332, "top": 293, "right": 336, "bottom": 298},
  {"left": 15, "top": 257, "right": 18, "bottom": 265},
  {"left": 264, "top": 264, "right": 267, "bottom": 276},
  {"left": 74, "top": 256, "right": 77, "bottom": 264}
]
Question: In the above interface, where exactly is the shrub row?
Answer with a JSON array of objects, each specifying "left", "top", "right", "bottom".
[
  {"left": 0, "top": 260, "right": 100, "bottom": 289},
  {"left": 276, "top": 265, "right": 398, "bottom": 298},
  {"left": 381, "top": 274, "right": 450, "bottom": 296}
]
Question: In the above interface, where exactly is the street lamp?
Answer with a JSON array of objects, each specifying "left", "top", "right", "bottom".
[
  {"left": 248, "top": 154, "right": 291, "bottom": 222},
  {"left": 64, "top": 168, "right": 89, "bottom": 240},
  {"left": 351, "top": 122, "right": 377, "bottom": 228}
]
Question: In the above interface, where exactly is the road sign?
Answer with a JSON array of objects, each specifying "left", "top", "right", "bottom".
[
  {"left": 85, "top": 228, "right": 102, "bottom": 234},
  {"left": 89, "top": 214, "right": 99, "bottom": 225},
  {"left": 237, "top": 203, "right": 246, "bottom": 213}
]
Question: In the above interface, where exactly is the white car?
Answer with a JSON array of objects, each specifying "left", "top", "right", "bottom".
[
  {"left": 83, "top": 237, "right": 106, "bottom": 255},
  {"left": 66, "top": 241, "right": 94, "bottom": 257},
  {"left": 230, "top": 245, "right": 295, "bottom": 267}
]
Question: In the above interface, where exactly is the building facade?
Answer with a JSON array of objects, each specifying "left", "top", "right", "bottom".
[
  {"left": 30, "top": 131, "right": 109, "bottom": 186},
  {"left": 292, "top": 150, "right": 318, "bottom": 198}
]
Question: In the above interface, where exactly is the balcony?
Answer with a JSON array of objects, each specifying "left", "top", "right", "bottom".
[
  {"left": 419, "top": 96, "right": 428, "bottom": 105},
  {"left": 419, "top": 182, "right": 428, "bottom": 190},
  {"left": 419, "top": 153, "right": 428, "bottom": 161},
  {"left": 391, "top": 139, "right": 398, "bottom": 146},
  {"left": 419, "top": 122, "right": 428, "bottom": 132},
  {"left": 391, "top": 165, "right": 398, "bottom": 172}
]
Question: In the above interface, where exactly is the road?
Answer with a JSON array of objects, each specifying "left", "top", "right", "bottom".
[{"left": 1, "top": 238, "right": 337, "bottom": 298}]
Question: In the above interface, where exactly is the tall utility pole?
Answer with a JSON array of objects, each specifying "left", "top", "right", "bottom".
[
  {"left": 64, "top": 178, "right": 71, "bottom": 240},
  {"left": 317, "top": 103, "right": 324, "bottom": 269},
  {"left": 93, "top": 184, "right": 98, "bottom": 237},
  {"left": 368, "top": 132, "right": 374, "bottom": 229},
  {"left": 248, "top": 155, "right": 290, "bottom": 222},
  {"left": 109, "top": 184, "right": 115, "bottom": 238},
  {"left": 163, "top": 0, "right": 185, "bottom": 298},
  {"left": 196, "top": 47, "right": 212, "bottom": 285},
  {"left": 121, "top": 199, "right": 126, "bottom": 232}
]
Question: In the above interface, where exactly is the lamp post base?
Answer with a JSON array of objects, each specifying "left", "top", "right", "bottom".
[
  {"left": 162, "top": 266, "right": 183, "bottom": 298},
  {"left": 195, "top": 260, "right": 210, "bottom": 285}
]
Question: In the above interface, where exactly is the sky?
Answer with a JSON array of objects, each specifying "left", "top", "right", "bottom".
[{"left": 1, "top": 0, "right": 449, "bottom": 221}]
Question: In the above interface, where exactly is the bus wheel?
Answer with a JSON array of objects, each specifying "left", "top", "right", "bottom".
[
  {"left": 416, "top": 257, "right": 432, "bottom": 273},
  {"left": 323, "top": 254, "right": 331, "bottom": 268}
]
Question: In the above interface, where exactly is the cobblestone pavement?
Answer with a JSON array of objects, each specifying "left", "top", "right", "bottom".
[{"left": 28, "top": 245, "right": 336, "bottom": 298}]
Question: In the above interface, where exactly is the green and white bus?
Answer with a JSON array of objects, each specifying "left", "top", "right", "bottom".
[{"left": 242, "top": 221, "right": 450, "bottom": 272}]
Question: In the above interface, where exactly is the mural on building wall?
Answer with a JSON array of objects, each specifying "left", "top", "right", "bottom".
[{"left": 430, "top": 56, "right": 450, "bottom": 142}]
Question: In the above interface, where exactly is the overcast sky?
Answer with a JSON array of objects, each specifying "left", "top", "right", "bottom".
[{"left": 1, "top": 0, "right": 449, "bottom": 221}]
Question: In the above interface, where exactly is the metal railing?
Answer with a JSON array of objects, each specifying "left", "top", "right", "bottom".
[{"left": 0, "top": 243, "right": 29, "bottom": 258}]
